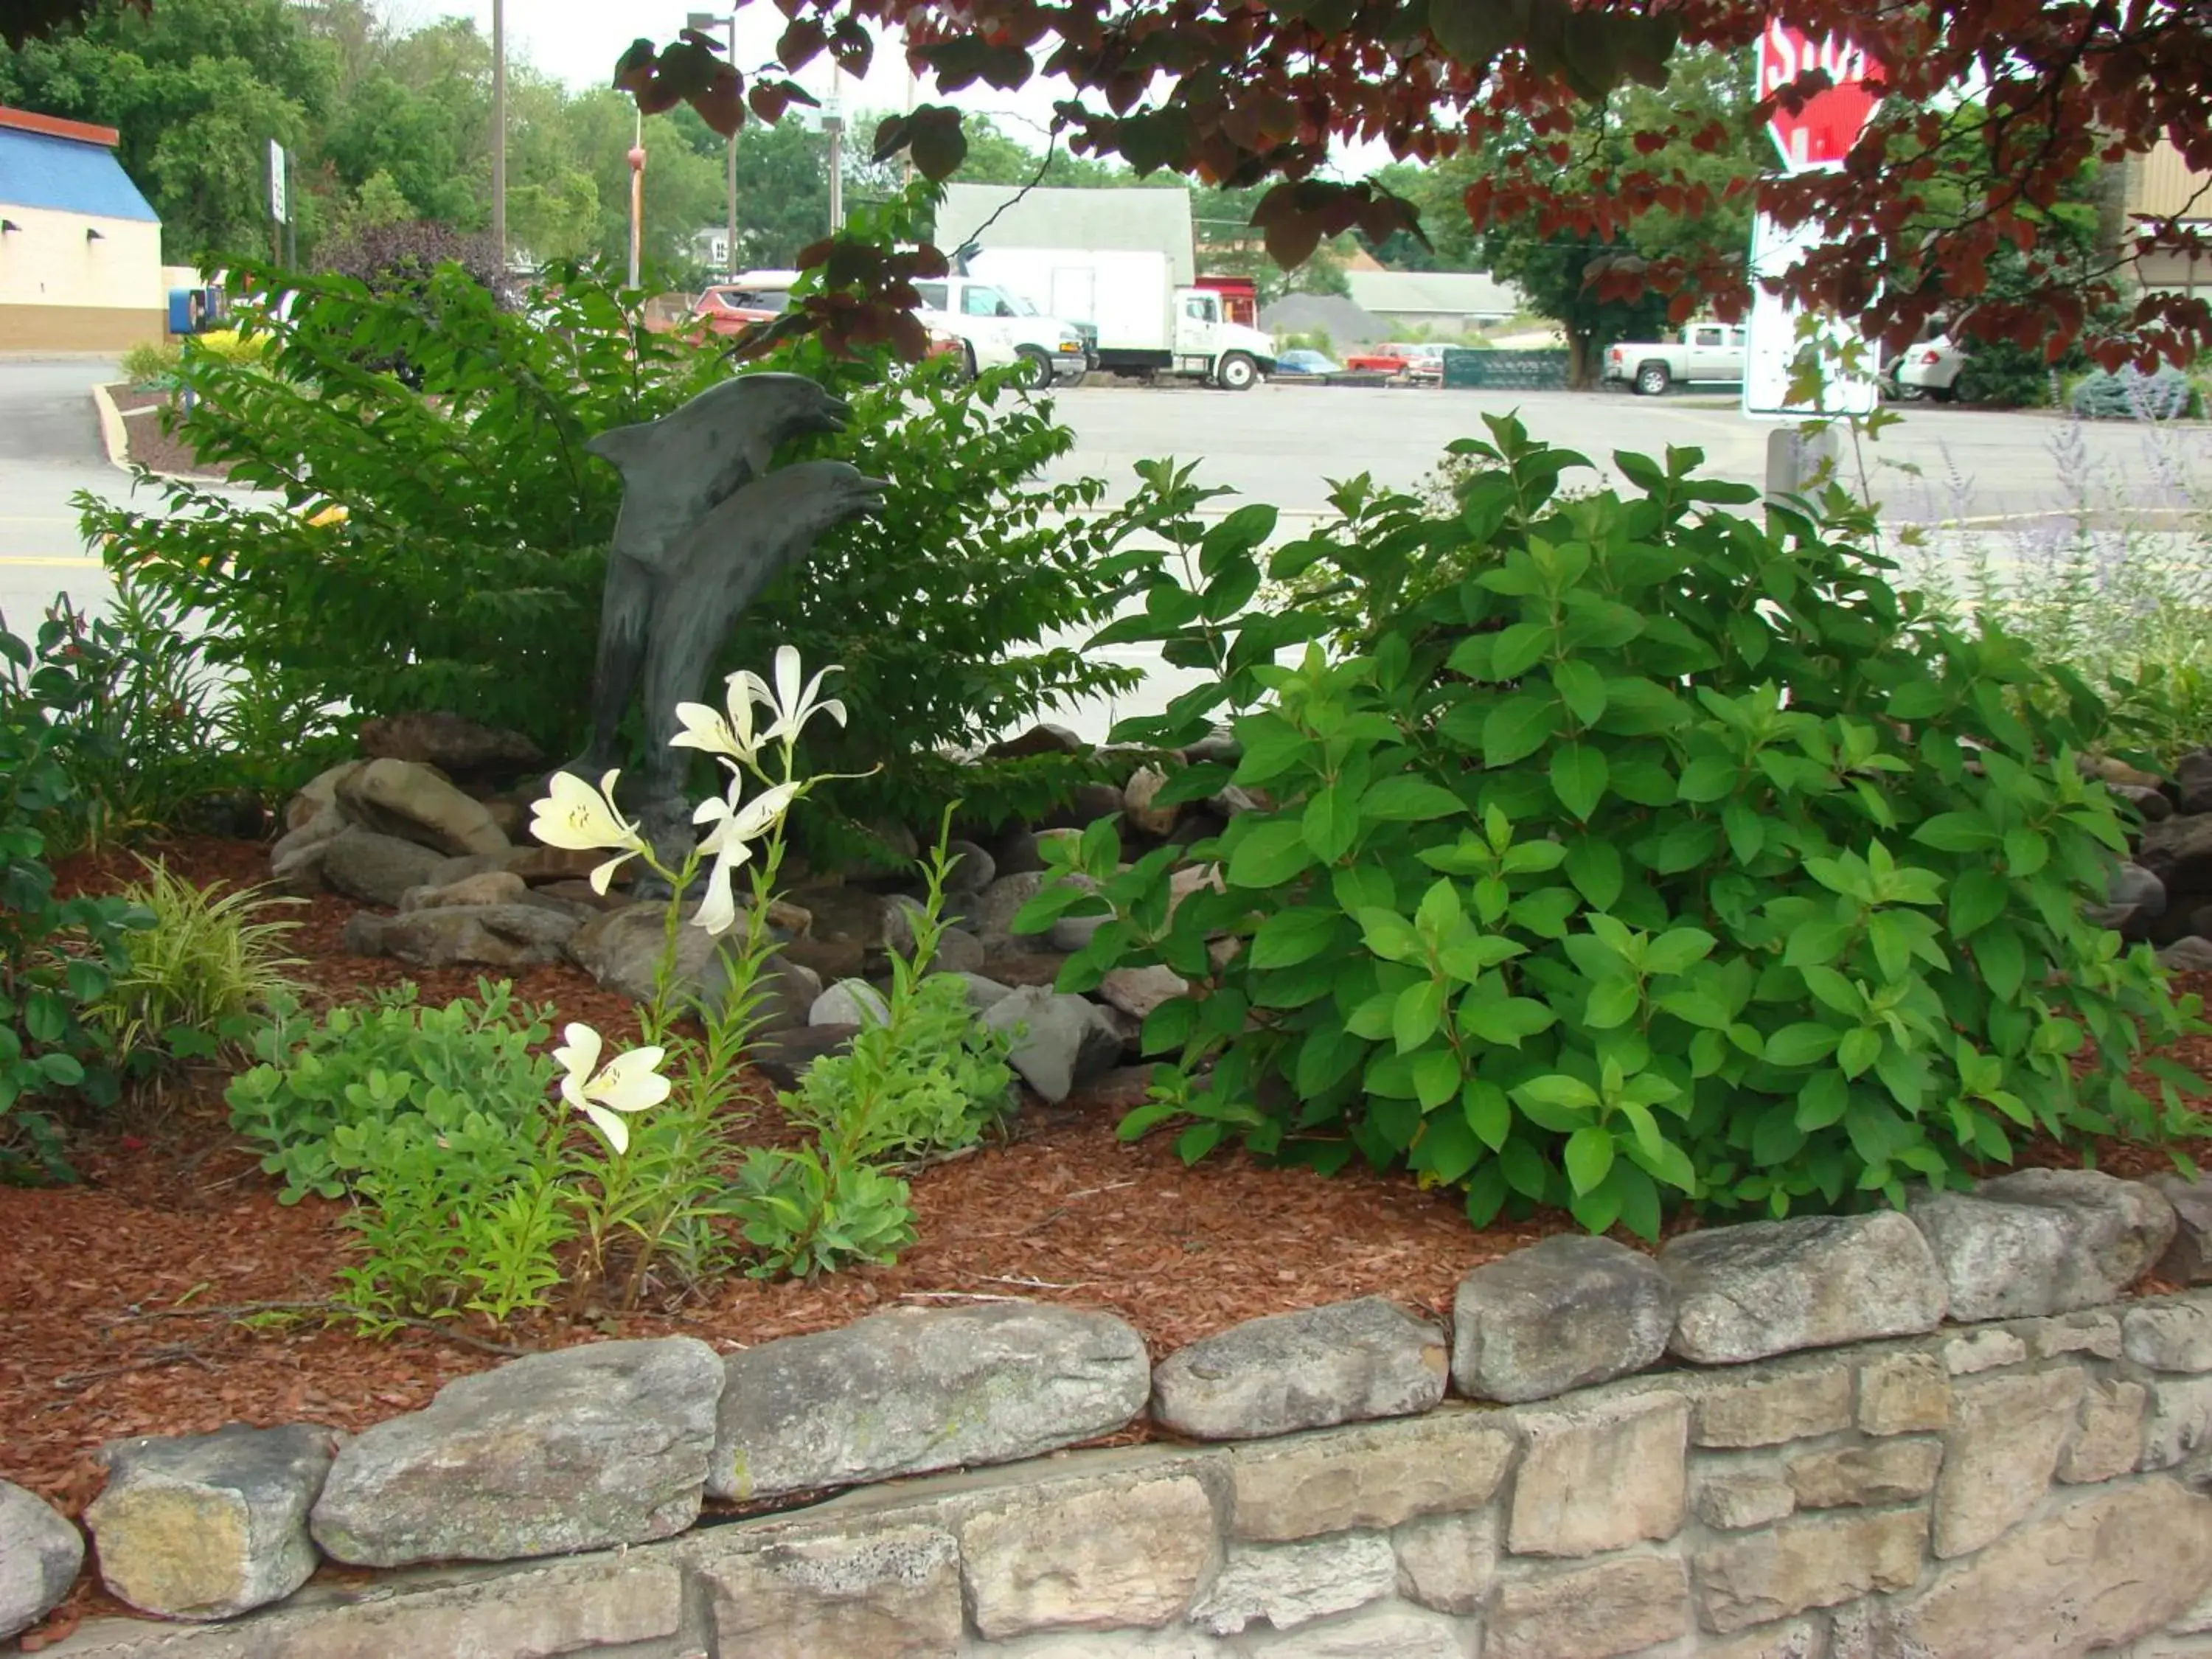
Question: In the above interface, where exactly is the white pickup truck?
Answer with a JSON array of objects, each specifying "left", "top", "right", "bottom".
[{"left": 1603, "top": 323, "right": 1747, "bottom": 395}]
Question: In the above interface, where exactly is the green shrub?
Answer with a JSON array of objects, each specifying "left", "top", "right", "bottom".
[
  {"left": 0, "top": 616, "right": 148, "bottom": 1176},
  {"left": 119, "top": 341, "right": 181, "bottom": 388},
  {"left": 1952, "top": 343, "right": 2054, "bottom": 408},
  {"left": 86, "top": 233, "right": 1135, "bottom": 846},
  {"left": 2070, "top": 366, "right": 2200, "bottom": 420},
  {"left": 88, "top": 860, "right": 302, "bottom": 1079},
  {"left": 1021, "top": 417, "right": 2207, "bottom": 1236}
]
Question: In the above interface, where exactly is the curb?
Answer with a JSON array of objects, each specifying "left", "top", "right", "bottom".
[{"left": 88, "top": 380, "right": 240, "bottom": 487}]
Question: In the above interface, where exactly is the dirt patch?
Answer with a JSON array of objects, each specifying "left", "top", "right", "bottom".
[{"left": 102, "top": 385, "right": 234, "bottom": 481}]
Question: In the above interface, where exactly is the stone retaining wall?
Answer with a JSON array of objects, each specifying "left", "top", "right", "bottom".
[
  {"left": 35, "top": 1292, "right": 2212, "bottom": 1658},
  {"left": 20, "top": 1169, "right": 2212, "bottom": 1658}
]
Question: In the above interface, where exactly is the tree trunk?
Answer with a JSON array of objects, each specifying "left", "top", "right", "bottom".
[{"left": 1565, "top": 332, "right": 1596, "bottom": 389}]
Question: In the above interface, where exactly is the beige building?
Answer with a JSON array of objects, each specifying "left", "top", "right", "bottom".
[
  {"left": 0, "top": 104, "right": 164, "bottom": 351},
  {"left": 2124, "top": 140, "right": 2212, "bottom": 301}
]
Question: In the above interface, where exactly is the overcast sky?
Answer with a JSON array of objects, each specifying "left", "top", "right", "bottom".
[{"left": 392, "top": 0, "right": 1393, "bottom": 174}]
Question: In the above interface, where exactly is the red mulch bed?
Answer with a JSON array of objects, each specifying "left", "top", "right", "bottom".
[
  {"left": 107, "top": 384, "right": 234, "bottom": 481},
  {"left": 6, "top": 832, "right": 2210, "bottom": 1644}
]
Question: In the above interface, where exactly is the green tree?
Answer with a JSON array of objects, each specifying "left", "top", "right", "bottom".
[{"left": 0, "top": 0, "right": 336, "bottom": 260}]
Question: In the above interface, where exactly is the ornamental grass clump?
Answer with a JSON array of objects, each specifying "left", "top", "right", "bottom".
[{"left": 1021, "top": 415, "right": 2209, "bottom": 1237}]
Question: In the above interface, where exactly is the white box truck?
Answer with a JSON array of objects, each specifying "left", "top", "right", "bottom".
[{"left": 939, "top": 184, "right": 1278, "bottom": 390}]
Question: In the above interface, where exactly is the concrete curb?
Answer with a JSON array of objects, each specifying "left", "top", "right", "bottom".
[{"left": 88, "top": 380, "right": 239, "bottom": 487}]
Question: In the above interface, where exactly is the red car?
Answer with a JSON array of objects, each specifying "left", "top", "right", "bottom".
[{"left": 1342, "top": 344, "right": 1413, "bottom": 375}]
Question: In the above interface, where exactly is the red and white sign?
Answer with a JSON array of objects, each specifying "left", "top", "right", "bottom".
[{"left": 1758, "top": 21, "right": 1879, "bottom": 173}]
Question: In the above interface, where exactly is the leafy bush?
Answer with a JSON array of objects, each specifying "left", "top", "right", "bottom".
[
  {"left": 227, "top": 983, "right": 557, "bottom": 1204},
  {"left": 183, "top": 330, "right": 268, "bottom": 369},
  {"left": 2070, "top": 366, "right": 2201, "bottom": 420},
  {"left": 1953, "top": 342, "right": 2053, "bottom": 408},
  {"left": 1023, "top": 417, "right": 2206, "bottom": 1237},
  {"left": 119, "top": 340, "right": 181, "bottom": 388},
  {"left": 86, "top": 244, "right": 1135, "bottom": 846},
  {"left": 1, "top": 617, "right": 147, "bottom": 1175},
  {"left": 87, "top": 860, "right": 302, "bottom": 1079}
]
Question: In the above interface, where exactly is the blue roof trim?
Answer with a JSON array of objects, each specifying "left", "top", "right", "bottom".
[{"left": 0, "top": 127, "right": 159, "bottom": 223}]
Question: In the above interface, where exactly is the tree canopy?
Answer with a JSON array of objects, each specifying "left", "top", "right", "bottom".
[{"left": 613, "top": 0, "right": 2212, "bottom": 366}]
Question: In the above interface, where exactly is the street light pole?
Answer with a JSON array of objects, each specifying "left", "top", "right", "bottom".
[
  {"left": 627, "top": 110, "right": 645, "bottom": 289},
  {"left": 491, "top": 0, "right": 506, "bottom": 270},
  {"left": 687, "top": 12, "right": 739, "bottom": 278},
  {"left": 825, "top": 75, "right": 844, "bottom": 234}
]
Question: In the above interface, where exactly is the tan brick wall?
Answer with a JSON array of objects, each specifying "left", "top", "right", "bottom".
[{"left": 0, "top": 303, "right": 163, "bottom": 352}]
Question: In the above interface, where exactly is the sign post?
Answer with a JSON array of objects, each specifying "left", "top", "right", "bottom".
[
  {"left": 268, "top": 139, "right": 293, "bottom": 266},
  {"left": 1742, "top": 23, "right": 1879, "bottom": 422}
]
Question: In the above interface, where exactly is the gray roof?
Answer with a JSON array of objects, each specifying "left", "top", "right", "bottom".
[
  {"left": 1346, "top": 270, "right": 1522, "bottom": 318},
  {"left": 1259, "top": 292, "right": 1388, "bottom": 346},
  {"left": 939, "top": 184, "right": 1197, "bottom": 285}
]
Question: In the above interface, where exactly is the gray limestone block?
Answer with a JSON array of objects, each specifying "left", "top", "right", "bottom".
[
  {"left": 310, "top": 1337, "right": 721, "bottom": 1567},
  {"left": 2152, "top": 1173, "right": 2212, "bottom": 1284},
  {"left": 708, "top": 1301, "right": 1150, "bottom": 1502},
  {"left": 374, "top": 902, "right": 581, "bottom": 970},
  {"left": 1660, "top": 1211, "right": 1949, "bottom": 1363},
  {"left": 336, "top": 756, "right": 510, "bottom": 857},
  {"left": 1450, "top": 1234, "right": 1674, "bottom": 1402},
  {"left": 1910, "top": 1167, "right": 2178, "bottom": 1321},
  {"left": 984, "top": 984, "right": 1119, "bottom": 1102},
  {"left": 0, "top": 1478, "right": 83, "bottom": 1642},
  {"left": 85, "top": 1423, "right": 340, "bottom": 1620},
  {"left": 810, "top": 978, "right": 891, "bottom": 1027},
  {"left": 1151, "top": 1297, "right": 1448, "bottom": 1441}
]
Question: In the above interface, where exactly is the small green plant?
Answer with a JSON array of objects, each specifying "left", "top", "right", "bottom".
[
  {"left": 1020, "top": 416, "right": 2207, "bottom": 1237},
  {"left": 227, "top": 983, "right": 557, "bottom": 1203},
  {"left": 119, "top": 341, "right": 182, "bottom": 389},
  {"left": 1, "top": 614, "right": 149, "bottom": 1177},
  {"left": 88, "top": 859, "right": 302, "bottom": 1080},
  {"left": 736, "top": 823, "right": 1017, "bottom": 1276}
]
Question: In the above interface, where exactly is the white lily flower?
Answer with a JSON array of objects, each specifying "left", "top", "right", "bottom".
[
  {"left": 669, "top": 672, "right": 763, "bottom": 768},
  {"left": 552, "top": 1022, "right": 671, "bottom": 1155},
  {"left": 740, "top": 644, "right": 848, "bottom": 748},
  {"left": 690, "top": 778, "right": 800, "bottom": 935},
  {"left": 529, "top": 769, "right": 649, "bottom": 894}
]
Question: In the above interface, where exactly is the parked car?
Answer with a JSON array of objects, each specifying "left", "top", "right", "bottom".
[
  {"left": 1602, "top": 322, "right": 1747, "bottom": 394},
  {"left": 1342, "top": 344, "right": 1413, "bottom": 375},
  {"left": 1273, "top": 349, "right": 1343, "bottom": 378},
  {"left": 1401, "top": 344, "right": 1447, "bottom": 385},
  {"left": 1886, "top": 329, "right": 1967, "bottom": 400},
  {"left": 690, "top": 279, "right": 789, "bottom": 337}
]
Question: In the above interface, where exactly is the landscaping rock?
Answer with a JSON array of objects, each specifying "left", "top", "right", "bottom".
[
  {"left": 2143, "top": 1374, "right": 2212, "bottom": 1468},
  {"left": 810, "top": 978, "right": 890, "bottom": 1027},
  {"left": 709, "top": 1301, "right": 1149, "bottom": 1500},
  {"left": 978, "top": 949, "right": 1074, "bottom": 988},
  {"left": 2084, "top": 754, "right": 2167, "bottom": 790},
  {"left": 989, "top": 722, "right": 1085, "bottom": 760},
  {"left": 369, "top": 902, "right": 581, "bottom": 970},
  {"left": 1660, "top": 1211, "right": 1948, "bottom": 1363},
  {"left": 1097, "top": 964, "right": 1189, "bottom": 1022},
  {"left": 958, "top": 1470, "right": 1214, "bottom": 1639},
  {"left": 1910, "top": 1166, "right": 2177, "bottom": 1321},
  {"left": 0, "top": 1479, "right": 82, "bottom": 1642},
  {"left": 695, "top": 1524, "right": 964, "bottom": 1659},
  {"left": 1489, "top": 1554, "right": 1693, "bottom": 1659},
  {"left": 1883, "top": 1478, "right": 2212, "bottom": 1657},
  {"left": 85, "top": 1422, "right": 339, "bottom": 1620},
  {"left": 358, "top": 711, "right": 543, "bottom": 779},
  {"left": 944, "top": 838, "right": 997, "bottom": 895},
  {"left": 1786, "top": 1438, "right": 1943, "bottom": 1509},
  {"left": 1693, "top": 1509, "right": 1927, "bottom": 1634},
  {"left": 336, "top": 757, "right": 509, "bottom": 857},
  {"left": 2110, "top": 861, "right": 2169, "bottom": 915},
  {"left": 1186, "top": 1533, "right": 1397, "bottom": 1635},
  {"left": 1229, "top": 1412, "right": 1514, "bottom": 1543},
  {"left": 1039, "top": 781, "right": 1127, "bottom": 830},
  {"left": 2058, "top": 1378, "right": 2147, "bottom": 1484},
  {"left": 397, "top": 868, "right": 527, "bottom": 911},
  {"left": 2139, "top": 813, "right": 2212, "bottom": 896},
  {"left": 1509, "top": 1391, "right": 1690, "bottom": 1557},
  {"left": 1124, "top": 765, "right": 1178, "bottom": 836},
  {"left": 992, "top": 828, "right": 1049, "bottom": 877},
  {"left": 1150, "top": 1298, "right": 1447, "bottom": 1441},
  {"left": 1694, "top": 1470, "right": 1797, "bottom": 1531},
  {"left": 566, "top": 901, "right": 807, "bottom": 1019},
  {"left": 285, "top": 759, "right": 365, "bottom": 833},
  {"left": 2161, "top": 936, "right": 2212, "bottom": 972},
  {"left": 1933, "top": 1366, "right": 2085, "bottom": 1557},
  {"left": 1695, "top": 1363, "right": 1855, "bottom": 1447},
  {"left": 2152, "top": 1173, "right": 2212, "bottom": 1284},
  {"left": 2115, "top": 782, "right": 2174, "bottom": 821},
  {"left": 1070, "top": 1063, "right": 1160, "bottom": 1115},
  {"left": 1050, "top": 910, "right": 1113, "bottom": 953},
  {"left": 2125, "top": 1298, "right": 2212, "bottom": 1371},
  {"left": 748, "top": 1023, "right": 857, "bottom": 1088},
  {"left": 1450, "top": 1234, "right": 1674, "bottom": 1403},
  {"left": 320, "top": 825, "right": 447, "bottom": 908},
  {"left": 2182, "top": 748, "right": 2212, "bottom": 815},
  {"left": 984, "top": 985, "right": 1119, "bottom": 1102},
  {"left": 1856, "top": 1350, "right": 1951, "bottom": 1436},
  {"left": 310, "top": 1337, "right": 720, "bottom": 1566}
]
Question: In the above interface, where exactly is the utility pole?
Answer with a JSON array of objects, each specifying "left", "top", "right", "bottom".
[
  {"left": 627, "top": 111, "right": 645, "bottom": 289},
  {"left": 824, "top": 76, "right": 844, "bottom": 233},
  {"left": 491, "top": 0, "right": 506, "bottom": 270},
  {"left": 689, "top": 13, "right": 738, "bottom": 277}
]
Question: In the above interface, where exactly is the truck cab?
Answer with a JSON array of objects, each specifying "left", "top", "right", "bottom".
[
  {"left": 912, "top": 276, "right": 1093, "bottom": 387},
  {"left": 1170, "top": 288, "right": 1276, "bottom": 390},
  {"left": 1603, "top": 323, "right": 1747, "bottom": 395}
]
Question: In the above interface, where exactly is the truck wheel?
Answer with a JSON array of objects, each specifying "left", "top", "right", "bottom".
[
  {"left": 1216, "top": 352, "right": 1259, "bottom": 392},
  {"left": 1634, "top": 362, "right": 1672, "bottom": 397},
  {"left": 1015, "top": 347, "right": 1056, "bottom": 389},
  {"left": 961, "top": 344, "right": 980, "bottom": 383}
]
